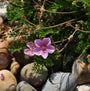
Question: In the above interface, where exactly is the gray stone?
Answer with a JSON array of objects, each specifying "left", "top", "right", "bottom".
[
  {"left": 42, "top": 72, "right": 77, "bottom": 91},
  {"left": 0, "top": 1, "right": 10, "bottom": 17},
  {"left": 20, "top": 63, "right": 48, "bottom": 86},
  {"left": 16, "top": 81, "right": 37, "bottom": 91}
]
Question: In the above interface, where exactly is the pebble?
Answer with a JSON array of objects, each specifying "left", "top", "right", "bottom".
[
  {"left": 10, "top": 58, "right": 20, "bottom": 75},
  {"left": 0, "top": 70, "right": 17, "bottom": 91},
  {"left": 16, "top": 81, "right": 37, "bottom": 91},
  {"left": 0, "top": 41, "right": 11, "bottom": 69},
  {"left": 20, "top": 62, "right": 48, "bottom": 86},
  {"left": 74, "top": 83, "right": 90, "bottom": 91},
  {"left": 0, "top": 1, "right": 10, "bottom": 17},
  {"left": 13, "top": 51, "right": 33, "bottom": 65},
  {"left": 42, "top": 72, "right": 77, "bottom": 91},
  {"left": 0, "top": 16, "right": 3, "bottom": 25}
]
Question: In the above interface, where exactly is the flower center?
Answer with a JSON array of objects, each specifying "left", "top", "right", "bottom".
[
  {"left": 41, "top": 45, "right": 47, "bottom": 51},
  {"left": 30, "top": 47, "right": 33, "bottom": 51}
]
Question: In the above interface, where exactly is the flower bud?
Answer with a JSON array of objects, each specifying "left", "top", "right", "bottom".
[
  {"left": 87, "top": 55, "right": 90, "bottom": 60},
  {"left": 34, "top": 5, "right": 40, "bottom": 9},
  {"left": 21, "top": 15, "right": 26, "bottom": 20},
  {"left": 30, "top": 27, "right": 34, "bottom": 33},
  {"left": 68, "top": 35, "right": 73, "bottom": 42}
]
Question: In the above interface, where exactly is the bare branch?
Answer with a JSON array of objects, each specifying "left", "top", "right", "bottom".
[
  {"left": 39, "top": 19, "right": 76, "bottom": 30},
  {"left": 44, "top": 9, "right": 77, "bottom": 14}
]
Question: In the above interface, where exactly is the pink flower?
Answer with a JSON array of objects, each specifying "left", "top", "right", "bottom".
[
  {"left": 34, "top": 38, "right": 55, "bottom": 59},
  {"left": 87, "top": 54, "right": 90, "bottom": 60},
  {"left": 24, "top": 42, "right": 36, "bottom": 56}
]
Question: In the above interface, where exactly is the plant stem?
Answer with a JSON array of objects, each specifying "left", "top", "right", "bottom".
[
  {"left": 44, "top": 9, "right": 77, "bottom": 14},
  {"left": 70, "top": 25, "right": 90, "bottom": 33},
  {"left": 39, "top": 19, "right": 76, "bottom": 30}
]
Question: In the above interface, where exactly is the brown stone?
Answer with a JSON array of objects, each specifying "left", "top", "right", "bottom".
[
  {"left": 10, "top": 58, "right": 20, "bottom": 75},
  {"left": 72, "top": 59, "right": 90, "bottom": 84},
  {"left": 0, "top": 16, "right": 3, "bottom": 25},
  {"left": 13, "top": 50, "right": 33, "bottom": 65},
  {"left": 0, "top": 70, "right": 17, "bottom": 91},
  {"left": 0, "top": 41, "right": 11, "bottom": 69}
]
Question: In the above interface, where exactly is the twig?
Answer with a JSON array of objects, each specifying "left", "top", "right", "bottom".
[
  {"left": 24, "top": 18, "right": 37, "bottom": 27},
  {"left": 39, "top": 19, "right": 76, "bottom": 30},
  {"left": 72, "top": 29, "right": 77, "bottom": 36},
  {"left": 78, "top": 45, "right": 90, "bottom": 59},
  {"left": 44, "top": 9, "right": 77, "bottom": 14},
  {"left": 32, "top": 0, "right": 41, "bottom": 7},
  {"left": 58, "top": 41, "right": 69, "bottom": 53},
  {"left": 57, "top": 29, "right": 77, "bottom": 53},
  {"left": 53, "top": 39, "right": 67, "bottom": 44},
  {"left": 46, "top": 0, "right": 54, "bottom": 4},
  {"left": 43, "top": 0, "right": 46, "bottom": 6},
  {"left": 70, "top": 25, "right": 90, "bottom": 33}
]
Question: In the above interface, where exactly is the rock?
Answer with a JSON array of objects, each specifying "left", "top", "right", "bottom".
[
  {"left": 10, "top": 57, "right": 20, "bottom": 75},
  {"left": 0, "top": 40, "right": 11, "bottom": 69},
  {"left": 16, "top": 81, "right": 37, "bottom": 91},
  {"left": 0, "top": 16, "right": 3, "bottom": 25},
  {"left": 13, "top": 51, "right": 33, "bottom": 65},
  {"left": 74, "top": 83, "right": 90, "bottom": 91},
  {"left": 42, "top": 72, "right": 77, "bottom": 91},
  {"left": 20, "top": 63, "right": 48, "bottom": 86},
  {"left": 42, "top": 58, "right": 90, "bottom": 91},
  {"left": 72, "top": 58, "right": 90, "bottom": 84},
  {"left": 0, "top": 1, "right": 10, "bottom": 17},
  {"left": 0, "top": 70, "right": 17, "bottom": 91}
]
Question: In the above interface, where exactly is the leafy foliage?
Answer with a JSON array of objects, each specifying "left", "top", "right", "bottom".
[{"left": 6, "top": 0, "right": 90, "bottom": 72}]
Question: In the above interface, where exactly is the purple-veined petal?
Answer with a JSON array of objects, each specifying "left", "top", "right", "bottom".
[
  {"left": 47, "top": 45, "right": 55, "bottom": 53},
  {"left": 35, "top": 39, "right": 42, "bottom": 47},
  {"left": 42, "top": 38, "right": 51, "bottom": 46},
  {"left": 40, "top": 51, "right": 48, "bottom": 59},
  {"left": 24, "top": 49, "right": 34, "bottom": 56},
  {"left": 34, "top": 48, "right": 41, "bottom": 56},
  {"left": 26, "top": 42, "right": 35, "bottom": 48}
]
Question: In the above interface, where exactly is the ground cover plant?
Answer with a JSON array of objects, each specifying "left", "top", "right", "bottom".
[{"left": 6, "top": 0, "right": 90, "bottom": 72}]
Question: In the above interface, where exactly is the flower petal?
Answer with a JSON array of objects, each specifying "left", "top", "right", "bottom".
[
  {"left": 47, "top": 45, "right": 55, "bottom": 53},
  {"left": 26, "top": 42, "right": 35, "bottom": 48},
  {"left": 34, "top": 48, "right": 41, "bottom": 56},
  {"left": 24, "top": 49, "right": 34, "bottom": 56},
  {"left": 42, "top": 38, "right": 51, "bottom": 46},
  {"left": 40, "top": 51, "right": 48, "bottom": 59},
  {"left": 35, "top": 39, "right": 42, "bottom": 47}
]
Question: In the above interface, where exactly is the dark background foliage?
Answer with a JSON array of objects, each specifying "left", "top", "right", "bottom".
[{"left": 6, "top": 0, "right": 90, "bottom": 72}]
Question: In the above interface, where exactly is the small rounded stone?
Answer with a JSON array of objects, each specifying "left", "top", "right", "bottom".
[
  {"left": 0, "top": 41, "right": 11, "bottom": 69},
  {"left": 20, "top": 63, "right": 48, "bottom": 86},
  {"left": 10, "top": 58, "right": 20, "bottom": 75},
  {"left": 74, "top": 83, "right": 90, "bottom": 91},
  {"left": 16, "top": 81, "right": 37, "bottom": 91},
  {"left": 0, "top": 70, "right": 17, "bottom": 91}
]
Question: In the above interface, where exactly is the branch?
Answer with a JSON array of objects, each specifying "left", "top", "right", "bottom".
[
  {"left": 52, "top": 39, "right": 67, "bottom": 44},
  {"left": 58, "top": 41, "right": 69, "bottom": 53},
  {"left": 78, "top": 45, "right": 90, "bottom": 59},
  {"left": 56, "top": 29, "right": 77, "bottom": 53},
  {"left": 24, "top": 18, "right": 37, "bottom": 27},
  {"left": 32, "top": 0, "right": 41, "bottom": 7},
  {"left": 70, "top": 25, "right": 90, "bottom": 33},
  {"left": 39, "top": 19, "right": 76, "bottom": 30},
  {"left": 44, "top": 9, "right": 77, "bottom": 14}
]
